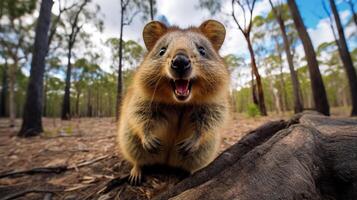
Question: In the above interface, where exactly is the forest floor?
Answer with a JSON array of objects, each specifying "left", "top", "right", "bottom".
[{"left": 0, "top": 108, "right": 349, "bottom": 200}]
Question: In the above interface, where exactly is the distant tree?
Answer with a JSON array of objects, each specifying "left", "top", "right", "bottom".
[
  {"left": 0, "top": 57, "right": 8, "bottom": 117},
  {"left": 0, "top": 0, "right": 36, "bottom": 127},
  {"left": 329, "top": 0, "right": 357, "bottom": 116},
  {"left": 345, "top": 0, "right": 357, "bottom": 27},
  {"left": 268, "top": 1, "right": 303, "bottom": 113},
  {"left": 18, "top": 0, "right": 53, "bottom": 137},
  {"left": 200, "top": 0, "right": 267, "bottom": 116},
  {"left": 61, "top": 0, "right": 102, "bottom": 120},
  {"left": 287, "top": 0, "right": 330, "bottom": 115}
]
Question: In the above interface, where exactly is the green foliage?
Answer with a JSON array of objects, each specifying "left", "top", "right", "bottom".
[{"left": 246, "top": 103, "right": 260, "bottom": 117}]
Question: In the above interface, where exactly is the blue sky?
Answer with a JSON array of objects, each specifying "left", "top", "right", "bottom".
[{"left": 298, "top": 0, "right": 352, "bottom": 28}]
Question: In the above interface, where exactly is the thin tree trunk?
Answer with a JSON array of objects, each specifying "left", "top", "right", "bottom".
[
  {"left": 75, "top": 90, "right": 80, "bottom": 117},
  {"left": 87, "top": 87, "right": 92, "bottom": 117},
  {"left": 347, "top": 0, "right": 357, "bottom": 28},
  {"left": 269, "top": 0, "right": 303, "bottom": 113},
  {"left": 19, "top": 0, "right": 53, "bottom": 137},
  {"left": 9, "top": 61, "right": 16, "bottom": 127},
  {"left": 278, "top": 63, "right": 287, "bottom": 111},
  {"left": 116, "top": 0, "right": 125, "bottom": 120},
  {"left": 330, "top": 0, "right": 357, "bottom": 116},
  {"left": 251, "top": 70, "right": 258, "bottom": 106},
  {"left": 149, "top": 0, "right": 154, "bottom": 20},
  {"left": 0, "top": 60, "right": 8, "bottom": 117},
  {"left": 62, "top": 44, "right": 72, "bottom": 120},
  {"left": 43, "top": 74, "right": 48, "bottom": 117},
  {"left": 246, "top": 36, "right": 267, "bottom": 116},
  {"left": 287, "top": 0, "right": 330, "bottom": 115}
]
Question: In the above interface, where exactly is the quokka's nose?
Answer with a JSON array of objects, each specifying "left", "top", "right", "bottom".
[{"left": 171, "top": 53, "right": 191, "bottom": 76}]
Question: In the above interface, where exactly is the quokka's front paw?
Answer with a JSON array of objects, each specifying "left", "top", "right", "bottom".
[
  {"left": 176, "top": 136, "right": 200, "bottom": 156},
  {"left": 128, "top": 165, "right": 142, "bottom": 185},
  {"left": 142, "top": 135, "right": 162, "bottom": 154}
]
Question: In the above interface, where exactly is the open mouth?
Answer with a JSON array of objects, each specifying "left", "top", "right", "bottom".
[{"left": 170, "top": 79, "right": 192, "bottom": 101}]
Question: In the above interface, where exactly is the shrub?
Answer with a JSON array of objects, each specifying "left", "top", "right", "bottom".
[{"left": 246, "top": 103, "right": 260, "bottom": 117}]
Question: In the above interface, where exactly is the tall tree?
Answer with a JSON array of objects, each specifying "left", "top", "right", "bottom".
[
  {"left": 268, "top": 1, "right": 303, "bottom": 113},
  {"left": 230, "top": 0, "right": 267, "bottom": 116},
  {"left": 18, "top": 0, "right": 53, "bottom": 137},
  {"left": 116, "top": 0, "right": 148, "bottom": 119},
  {"left": 61, "top": 0, "right": 102, "bottom": 120},
  {"left": 329, "top": 0, "right": 357, "bottom": 116},
  {"left": 287, "top": 0, "right": 330, "bottom": 115},
  {"left": 0, "top": 0, "right": 36, "bottom": 127},
  {"left": 61, "top": 0, "right": 89, "bottom": 120}
]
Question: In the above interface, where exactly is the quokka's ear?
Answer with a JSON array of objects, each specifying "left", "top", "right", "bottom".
[
  {"left": 199, "top": 20, "right": 226, "bottom": 51},
  {"left": 143, "top": 21, "right": 167, "bottom": 50}
]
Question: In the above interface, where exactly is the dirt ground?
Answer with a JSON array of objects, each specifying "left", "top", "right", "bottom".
[{"left": 0, "top": 113, "right": 300, "bottom": 200}]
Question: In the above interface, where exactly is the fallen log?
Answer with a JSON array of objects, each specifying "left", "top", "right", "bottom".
[{"left": 155, "top": 113, "right": 357, "bottom": 200}]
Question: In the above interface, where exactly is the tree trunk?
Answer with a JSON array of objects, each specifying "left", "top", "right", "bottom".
[
  {"left": 251, "top": 70, "right": 259, "bottom": 106},
  {"left": 9, "top": 60, "right": 16, "bottom": 127},
  {"left": 87, "top": 87, "right": 92, "bottom": 117},
  {"left": 329, "top": 0, "right": 357, "bottom": 116},
  {"left": 116, "top": 0, "right": 125, "bottom": 120},
  {"left": 43, "top": 74, "right": 48, "bottom": 117},
  {"left": 246, "top": 35, "right": 267, "bottom": 116},
  {"left": 287, "top": 0, "right": 330, "bottom": 116},
  {"left": 61, "top": 43, "right": 73, "bottom": 120},
  {"left": 75, "top": 90, "right": 80, "bottom": 117},
  {"left": 155, "top": 112, "right": 357, "bottom": 199},
  {"left": 0, "top": 60, "right": 8, "bottom": 117},
  {"left": 270, "top": 1, "right": 303, "bottom": 113},
  {"left": 18, "top": 0, "right": 53, "bottom": 137},
  {"left": 149, "top": 0, "right": 154, "bottom": 20},
  {"left": 275, "top": 40, "right": 288, "bottom": 112},
  {"left": 347, "top": 0, "right": 357, "bottom": 28},
  {"left": 269, "top": 76, "right": 282, "bottom": 114}
]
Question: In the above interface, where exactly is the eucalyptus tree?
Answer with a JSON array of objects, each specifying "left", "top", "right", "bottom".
[
  {"left": 268, "top": 1, "right": 303, "bottom": 113},
  {"left": 287, "top": 0, "right": 330, "bottom": 115},
  {"left": 0, "top": 0, "right": 36, "bottom": 127},
  {"left": 199, "top": 0, "right": 267, "bottom": 116},
  {"left": 328, "top": 0, "right": 357, "bottom": 116},
  {"left": 19, "top": 0, "right": 54, "bottom": 137},
  {"left": 61, "top": 0, "right": 103, "bottom": 120}
]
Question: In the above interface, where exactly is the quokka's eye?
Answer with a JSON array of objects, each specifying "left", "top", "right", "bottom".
[
  {"left": 159, "top": 47, "right": 167, "bottom": 56},
  {"left": 198, "top": 46, "right": 206, "bottom": 56}
]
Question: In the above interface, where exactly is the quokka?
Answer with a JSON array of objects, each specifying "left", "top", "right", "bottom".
[{"left": 117, "top": 20, "right": 230, "bottom": 184}]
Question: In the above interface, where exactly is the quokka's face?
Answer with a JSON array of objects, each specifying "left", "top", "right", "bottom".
[{"left": 137, "top": 20, "right": 229, "bottom": 104}]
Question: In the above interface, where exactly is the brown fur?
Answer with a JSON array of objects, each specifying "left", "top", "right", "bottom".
[{"left": 117, "top": 20, "right": 230, "bottom": 184}]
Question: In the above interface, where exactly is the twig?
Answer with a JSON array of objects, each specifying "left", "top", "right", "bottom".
[
  {"left": 68, "top": 155, "right": 110, "bottom": 169},
  {"left": 1, "top": 188, "right": 62, "bottom": 200},
  {"left": 98, "top": 174, "right": 129, "bottom": 194},
  {"left": 0, "top": 155, "right": 111, "bottom": 179},
  {"left": 0, "top": 166, "right": 68, "bottom": 179}
]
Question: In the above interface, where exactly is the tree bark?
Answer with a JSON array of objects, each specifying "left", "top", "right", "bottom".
[
  {"left": 0, "top": 60, "right": 8, "bottom": 117},
  {"left": 149, "top": 0, "right": 154, "bottom": 20},
  {"left": 155, "top": 112, "right": 357, "bottom": 199},
  {"left": 9, "top": 60, "right": 16, "bottom": 127},
  {"left": 116, "top": 0, "right": 125, "bottom": 120},
  {"left": 18, "top": 0, "right": 53, "bottom": 137},
  {"left": 251, "top": 70, "right": 259, "bottom": 106},
  {"left": 270, "top": 0, "right": 303, "bottom": 113},
  {"left": 329, "top": 0, "right": 357, "bottom": 116},
  {"left": 246, "top": 35, "right": 267, "bottom": 116},
  {"left": 287, "top": 0, "right": 330, "bottom": 116}
]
